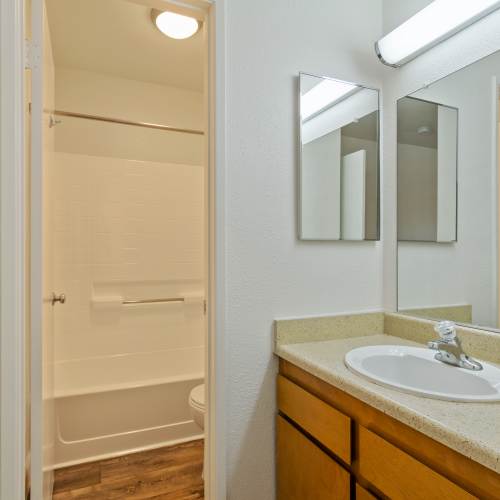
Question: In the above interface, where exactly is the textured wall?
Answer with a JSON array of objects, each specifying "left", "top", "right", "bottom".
[
  {"left": 225, "top": 1, "right": 384, "bottom": 497},
  {"left": 382, "top": 0, "right": 432, "bottom": 34}
]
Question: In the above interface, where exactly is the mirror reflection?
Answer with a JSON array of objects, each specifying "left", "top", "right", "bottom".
[
  {"left": 299, "top": 73, "right": 380, "bottom": 241},
  {"left": 398, "top": 97, "right": 458, "bottom": 242},
  {"left": 397, "top": 49, "right": 500, "bottom": 330}
]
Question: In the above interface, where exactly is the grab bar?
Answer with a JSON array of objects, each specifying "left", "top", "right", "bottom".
[{"left": 122, "top": 297, "right": 185, "bottom": 305}]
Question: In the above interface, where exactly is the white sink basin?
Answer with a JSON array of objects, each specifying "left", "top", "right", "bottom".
[{"left": 344, "top": 345, "right": 500, "bottom": 402}]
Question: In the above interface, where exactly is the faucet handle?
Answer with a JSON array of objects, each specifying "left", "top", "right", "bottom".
[{"left": 434, "top": 320, "right": 457, "bottom": 341}]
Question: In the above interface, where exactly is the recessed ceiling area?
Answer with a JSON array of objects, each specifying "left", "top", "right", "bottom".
[
  {"left": 46, "top": 0, "right": 204, "bottom": 91},
  {"left": 397, "top": 97, "right": 437, "bottom": 149},
  {"left": 342, "top": 111, "right": 378, "bottom": 142}
]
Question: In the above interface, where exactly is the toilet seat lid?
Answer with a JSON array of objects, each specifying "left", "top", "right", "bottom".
[{"left": 190, "top": 384, "right": 205, "bottom": 410}]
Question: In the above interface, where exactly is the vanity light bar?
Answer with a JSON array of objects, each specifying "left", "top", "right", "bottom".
[
  {"left": 375, "top": 0, "right": 500, "bottom": 67},
  {"left": 301, "top": 79, "right": 358, "bottom": 120}
]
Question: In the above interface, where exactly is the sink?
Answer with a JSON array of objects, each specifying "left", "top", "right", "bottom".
[{"left": 344, "top": 345, "right": 500, "bottom": 402}]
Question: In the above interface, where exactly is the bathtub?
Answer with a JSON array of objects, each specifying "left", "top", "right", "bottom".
[{"left": 53, "top": 346, "right": 204, "bottom": 468}]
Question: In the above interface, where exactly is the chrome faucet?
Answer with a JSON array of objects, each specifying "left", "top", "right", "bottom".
[{"left": 428, "top": 321, "right": 483, "bottom": 371}]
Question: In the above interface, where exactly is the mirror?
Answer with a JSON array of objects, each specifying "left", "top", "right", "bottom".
[
  {"left": 299, "top": 73, "right": 380, "bottom": 241},
  {"left": 397, "top": 49, "right": 500, "bottom": 331},
  {"left": 398, "top": 97, "right": 458, "bottom": 242}
]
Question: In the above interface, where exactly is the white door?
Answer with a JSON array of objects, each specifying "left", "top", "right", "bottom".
[
  {"left": 30, "top": 0, "right": 57, "bottom": 498},
  {"left": 341, "top": 150, "right": 366, "bottom": 241},
  {"left": 301, "top": 129, "right": 342, "bottom": 239},
  {"left": 436, "top": 105, "right": 458, "bottom": 243}
]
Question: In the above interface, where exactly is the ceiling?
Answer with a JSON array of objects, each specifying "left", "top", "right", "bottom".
[
  {"left": 46, "top": 0, "right": 204, "bottom": 91},
  {"left": 397, "top": 97, "right": 437, "bottom": 148},
  {"left": 342, "top": 111, "right": 378, "bottom": 142}
]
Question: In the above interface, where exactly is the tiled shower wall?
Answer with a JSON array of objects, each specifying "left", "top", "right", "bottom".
[
  {"left": 52, "top": 153, "right": 205, "bottom": 362},
  {"left": 52, "top": 69, "right": 205, "bottom": 366}
]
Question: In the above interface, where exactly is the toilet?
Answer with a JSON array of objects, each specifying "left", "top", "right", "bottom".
[{"left": 189, "top": 384, "right": 205, "bottom": 430}]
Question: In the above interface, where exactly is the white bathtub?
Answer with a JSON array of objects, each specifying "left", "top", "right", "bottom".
[{"left": 54, "top": 346, "right": 204, "bottom": 468}]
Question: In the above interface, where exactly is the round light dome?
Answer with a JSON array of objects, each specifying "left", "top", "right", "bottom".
[
  {"left": 153, "top": 11, "right": 199, "bottom": 40},
  {"left": 417, "top": 125, "right": 432, "bottom": 135}
]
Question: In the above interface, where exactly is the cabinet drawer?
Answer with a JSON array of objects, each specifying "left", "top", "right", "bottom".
[
  {"left": 358, "top": 426, "right": 476, "bottom": 500},
  {"left": 355, "top": 483, "right": 377, "bottom": 500},
  {"left": 277, "top": 375, "right": 351, "bottom": 463},
  {"left": 277, "top": 416, "right": 350, "bottom": 500}
]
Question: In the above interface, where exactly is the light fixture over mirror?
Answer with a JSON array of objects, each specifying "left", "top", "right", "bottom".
[
  {"left": 152, "top": 9, "right": 200, "bottom": 40},
  {"left": 376, "top": 0, "right": 500, "bottom": 67},
  {"left": 301, "top": 79, "right": 359, "bottom": 121}
]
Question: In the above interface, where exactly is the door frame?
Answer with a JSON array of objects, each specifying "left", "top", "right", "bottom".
[
  {"left": 200, "top": 0, "right": 228, "bottom": 498},
  {"left": 0, "top": 0, "right": 27, "bottom": 499},
  {"left": 0, "top": 0, "right": 227, "bottom": 498}
]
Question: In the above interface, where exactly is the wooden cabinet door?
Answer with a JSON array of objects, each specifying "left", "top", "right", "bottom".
[
  {"left": 355, "top": 483, "right": 377, "bottom": 500},
  {"left": 277, "top": 375, "right": 351, "bottom": 463},
  {"left": 277, "top": 416, "right": 350, "bottom": 500},
  {"left": 358, "top": 426, "right": 476, "bottom": 500}
]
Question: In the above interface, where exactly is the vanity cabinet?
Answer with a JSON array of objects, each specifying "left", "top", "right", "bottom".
[
  {"left": 277, "top": 416, "right": 350, "bottom": 500},
  {"left": 277, "top": 360, "right": 500, "bottom": 500},
  {"left": 355, "top": 483, "right": 376, "bottom": 500}
]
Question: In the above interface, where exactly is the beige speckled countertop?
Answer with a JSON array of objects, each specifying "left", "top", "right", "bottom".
[{"left": 276, "top": 333, "right": 500, "bottom": 474}]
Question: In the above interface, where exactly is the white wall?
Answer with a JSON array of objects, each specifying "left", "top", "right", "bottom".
[
  {"left": 382, "top": 4, "right": 500, "bottom": 313},
  {"left": 55, "top": 68, "right": 204, "bottom": 165},
  {"left": 398, "top": 143, "right": 437, "bottom": 241},
  {"left": 382, "top": 0, "right": 432, "bottom": 34},
  {"left": 225, "top": 1, "right": 384, "bottom": 497},
  {"left": 56, "top": 68, "right": 203, "bottom": 131}
]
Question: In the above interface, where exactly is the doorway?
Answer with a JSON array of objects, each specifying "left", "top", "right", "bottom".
[{"left": 27, "top": 0, "right": 215, "bottom": 498}]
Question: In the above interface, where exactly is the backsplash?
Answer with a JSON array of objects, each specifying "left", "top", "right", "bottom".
[
  {"left": 275, "top": 310, "right": 500, "bottom": 365},
  {"left": 275, "top": 311, "right": 384, "bottom": 347}
]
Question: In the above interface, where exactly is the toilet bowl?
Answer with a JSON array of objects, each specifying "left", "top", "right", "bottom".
[{"left": 189, "top": 384, "right": 205, "bottom": 430}]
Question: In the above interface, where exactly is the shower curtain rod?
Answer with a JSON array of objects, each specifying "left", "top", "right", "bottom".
[{"left": 52, "top": 110, "right": 205, "bottom": 136}]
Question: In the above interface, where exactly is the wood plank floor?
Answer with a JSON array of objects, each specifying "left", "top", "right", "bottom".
[{"left": 52, "top": 440, "right": 204, "bottom": 500}]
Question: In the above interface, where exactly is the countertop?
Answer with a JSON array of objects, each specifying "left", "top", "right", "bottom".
[{"left": 275, "top": 333, "right": 500, "bottom": 474}]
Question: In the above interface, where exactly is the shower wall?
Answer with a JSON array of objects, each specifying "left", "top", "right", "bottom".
[
  {"left": 55, "top": 68, "right": 204, "bottom": 164},
  {"left": 52, "top": 153, "right": 204, "bottom": 363},
  {"left": 53, "top": 67, "right": 205, "bottom": 362},
  {"left": 51, "top": 68, "right": 205, "bottom": 463}
]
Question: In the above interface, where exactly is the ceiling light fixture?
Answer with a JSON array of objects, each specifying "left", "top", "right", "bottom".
[
  {"left": 152, "top": 9, "right": 200, "bottom": 40},
  {"left": 375, "top": 0, "right": 500, "bottom": 67},
  {"left": 417, "top": 125, "right": 432, "bottom": 135},
  {"left": 301, "top": 79, "right": 359, "bottom": 120}
]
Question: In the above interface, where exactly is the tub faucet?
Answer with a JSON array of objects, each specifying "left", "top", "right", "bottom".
[{"left": 428, "top": 321, "right": 483, "bottom": 371}]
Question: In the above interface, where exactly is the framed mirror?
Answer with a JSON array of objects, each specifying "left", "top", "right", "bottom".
[
  {"left": 299, "top": 73, "right": 380, "bottom": 241},
  {"left": 397, "top": 49, "right": 500, "bottom": 331}
]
